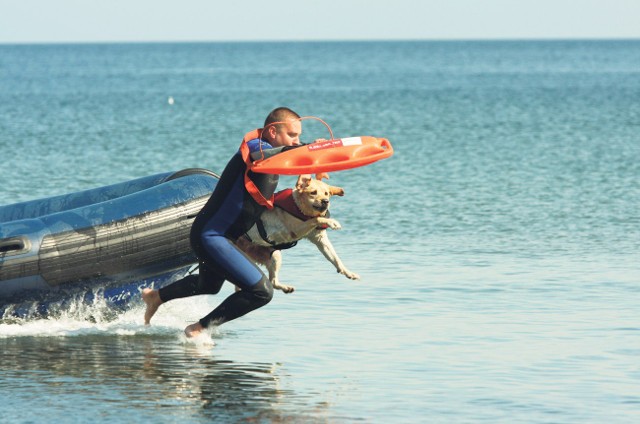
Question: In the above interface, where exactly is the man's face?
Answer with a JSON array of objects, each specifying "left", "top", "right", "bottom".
[{"left": 268, "top": 119, "right": 302, "bottom": 147}]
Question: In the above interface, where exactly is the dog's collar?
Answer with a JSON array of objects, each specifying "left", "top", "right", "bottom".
[
  {"left": 274, "top": 189, "right": 330, "bottom": 229},
  {"left": 274, "top": 189, "right": 307, "bottom": 221}
]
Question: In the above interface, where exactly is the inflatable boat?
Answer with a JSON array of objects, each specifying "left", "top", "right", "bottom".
[{"left": 0, "top": 168, "right": 218, "bottom": 318}]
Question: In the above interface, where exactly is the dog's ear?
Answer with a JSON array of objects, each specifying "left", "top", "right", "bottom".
[
  {"left": 296, "top": 174, "right": 312, "bottom": 190},
  {"left": 315, "top": 172, "right": 330, "bottom": 181},
  {"left": 329, "top": 186, "right": 345, "bottom": 196}
]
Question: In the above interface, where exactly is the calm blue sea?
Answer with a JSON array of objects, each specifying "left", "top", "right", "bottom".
[{"left": 1, "top": 40, "right": 639, "bottom": 423}]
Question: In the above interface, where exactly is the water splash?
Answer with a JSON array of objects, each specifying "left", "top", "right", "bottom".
[{"left": 0, "top": 290, "right": 218, "bottom": 340}]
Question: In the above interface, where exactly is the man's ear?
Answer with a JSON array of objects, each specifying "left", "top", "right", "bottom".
[{"left": 265, "top": 124, "right": 277, "bottom": 140}]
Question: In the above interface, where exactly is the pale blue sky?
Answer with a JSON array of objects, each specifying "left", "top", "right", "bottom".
[{"left": 1, "top": 0, "right": 638, "bottom": 44}]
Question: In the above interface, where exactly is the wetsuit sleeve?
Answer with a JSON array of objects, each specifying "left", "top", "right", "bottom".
[
  {"left": 282, "top": 144, "right": 307, "bottom": 151},
  {"left": 249, "top": 143, "right": 307, "bottom": 161}
]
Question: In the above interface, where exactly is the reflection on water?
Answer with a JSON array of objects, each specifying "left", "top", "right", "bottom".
[{"left": 0, "top": 334, "right": 329, "bottom": 423}]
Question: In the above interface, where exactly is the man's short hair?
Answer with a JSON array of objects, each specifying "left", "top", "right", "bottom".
[{"left": 264, "top": 107, "right": 301, "bottom": 128}]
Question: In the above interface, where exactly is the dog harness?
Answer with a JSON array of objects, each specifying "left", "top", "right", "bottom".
[{"left": 248, "top": 188, "right": 330, "bottom": 250}]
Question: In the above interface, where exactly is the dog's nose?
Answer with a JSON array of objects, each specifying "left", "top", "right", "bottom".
[{"left": 321, "top": 199, "right": 329, "bottom": 206}]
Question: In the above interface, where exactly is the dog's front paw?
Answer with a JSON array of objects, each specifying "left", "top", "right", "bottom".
[
  {"left": 340, "top": 269, "right": 360, "bottom": 280},
  {"left": 321, "top": 218, "right": 342, "bottom": 230}
]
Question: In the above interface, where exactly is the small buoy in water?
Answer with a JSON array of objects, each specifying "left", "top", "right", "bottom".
[{"left": 167, "top": 96, "right": 175, "bottom": 105}]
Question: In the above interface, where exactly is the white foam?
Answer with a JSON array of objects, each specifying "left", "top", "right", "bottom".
[
  {"left": 178, "top": 330, "right": 216, "bottom": 347},
  {"left": 0, "top": 295, "right": 217, "bottom": 339}
]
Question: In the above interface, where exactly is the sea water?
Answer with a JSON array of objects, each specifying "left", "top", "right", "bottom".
[{"left": 1, "top": 40, "right": 639, "bottom": 423}]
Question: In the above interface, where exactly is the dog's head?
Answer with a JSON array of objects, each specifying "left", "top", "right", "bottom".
[{"left": 293, "top": 174, "right": 344, "bottom": 217}]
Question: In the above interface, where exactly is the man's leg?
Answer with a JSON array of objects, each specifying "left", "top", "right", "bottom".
[
  {"left": 143, "top": 261, "right": 224, "bottom": 324},
  {"left": 185, "top": 236, "right": 273, "bottom": 336}
]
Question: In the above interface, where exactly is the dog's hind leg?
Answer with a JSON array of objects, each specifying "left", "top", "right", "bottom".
[{"left": 269, "top": 250, "right": 295, "bottom": 293}]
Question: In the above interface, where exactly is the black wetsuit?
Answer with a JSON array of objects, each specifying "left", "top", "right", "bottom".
[{"left": 159, "top": 138, "right": 279, "bottom": 328}]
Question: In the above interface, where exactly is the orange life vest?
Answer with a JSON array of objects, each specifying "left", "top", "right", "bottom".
[{"left": 239, "top": 128, "right": 275, "bottom": 209}]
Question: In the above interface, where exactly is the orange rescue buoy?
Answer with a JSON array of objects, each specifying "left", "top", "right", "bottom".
[{"left": 250, "top": 136, "right": 393, "bottom": 175}]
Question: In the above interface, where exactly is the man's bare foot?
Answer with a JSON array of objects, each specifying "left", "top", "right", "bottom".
[
  {"left": 184, "top": 322, "right": 205, "bottom": 338},
  {"left": 142, "top": 288, "right": 162, "bottom": 325}
]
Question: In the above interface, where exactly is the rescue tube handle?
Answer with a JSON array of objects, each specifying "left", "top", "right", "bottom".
[
  {"left": 0, "top": 237, "right": 30, "bottom": 255},
  {"left": 380, "top": 138, "right": 392, "bottom": 151}
]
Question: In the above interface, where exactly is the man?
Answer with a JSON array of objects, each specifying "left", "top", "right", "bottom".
[{"left": 142, "top": 107, "right": 303, "bottom": 337}]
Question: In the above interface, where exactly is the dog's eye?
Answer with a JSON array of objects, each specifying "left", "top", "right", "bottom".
[{"left": 310, "top": 190, "right": 317, "bottom": 195}]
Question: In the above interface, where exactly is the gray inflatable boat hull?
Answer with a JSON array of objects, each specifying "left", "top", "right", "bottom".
[{"left": 0, "top": 169, "right": 218, "bottom": 310}]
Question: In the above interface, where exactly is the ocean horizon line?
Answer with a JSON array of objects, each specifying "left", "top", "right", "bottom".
[{"left": 1, "top": 36, "right": 639, "bottom": 47}]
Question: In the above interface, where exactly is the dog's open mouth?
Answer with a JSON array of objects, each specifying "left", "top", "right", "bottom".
[{"left": 313, "top": 204, "right": 329, "bottom": 213}]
